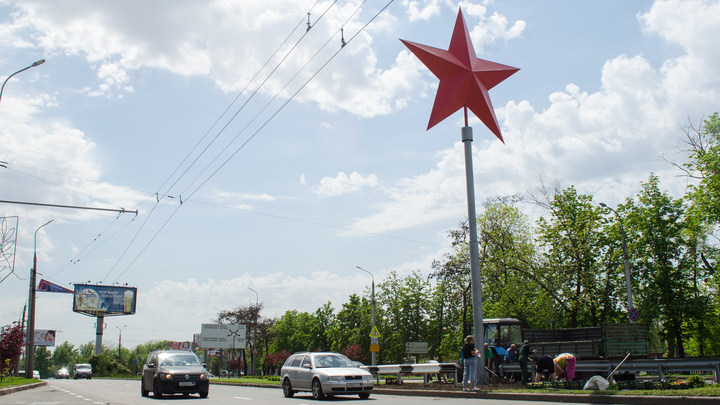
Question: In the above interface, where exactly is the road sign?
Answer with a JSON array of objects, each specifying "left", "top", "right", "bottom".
[
  {"left": 369, "top": 326, "right": 380, "bottom": 338},
  {"left": 200, "top": 323, "right": 247, "bottom": 349},
  {"left": 370, "top": 336, "right": 379, "bottom": 352},
  {"left": 629, "top": 307, "right": 639, "bottom": 322},
  {"left": 405, "top": 342, "right": 428, "bottom": 354}
]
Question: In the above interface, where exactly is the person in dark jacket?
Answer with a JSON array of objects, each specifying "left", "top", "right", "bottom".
[
  {"left": 518, "top": 340, "right": 531, "bottom": 385},
  {"left": 461, "top": 335, "right": 479, "bottom": 391}
]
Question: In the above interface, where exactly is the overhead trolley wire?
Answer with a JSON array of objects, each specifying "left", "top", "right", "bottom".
[
  {"left": 103, "top": 1, "right": 332, "bottom": 283},
  {"left": 158, "top": 0, "right": 330, "bottom": 201},
  {"left": 110, "top": 0, "right": 397, "bottom": 284}
]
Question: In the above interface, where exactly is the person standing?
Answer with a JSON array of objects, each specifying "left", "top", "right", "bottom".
[
  {"left": 518, "top": 340, "right": 530, "bottom": 385},
  {"left": 461, "top": 335, "right": 479, "bottom": 391}
]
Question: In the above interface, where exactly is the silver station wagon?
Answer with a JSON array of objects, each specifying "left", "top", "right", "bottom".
[{"left": 280, "top": 352, "right": 373, "bottom": 400}]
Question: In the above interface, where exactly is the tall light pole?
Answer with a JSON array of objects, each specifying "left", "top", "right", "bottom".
[
  {"left": 25, "top": 219, "right": 53, "bottom": 375},
  {"left": 600, "top": 203, "right": 636, "bottom": 322},
  {"left": 0, "top": 59, "right": 45, "bottom": 105},
  {"left": 116, "top": 325, "right": 127, "bottom": 357},
  {"left": 355, "top": 266, "right": 376, "bottom": 368},
  {"left": 248, "top": 287, "right": 258, "bottom": 376}
]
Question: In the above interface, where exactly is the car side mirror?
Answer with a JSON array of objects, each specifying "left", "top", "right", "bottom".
[
  {"left": 147, "top": 363, "right": 155, "bottom": 369},
  {"left": 303, "top": 364, "right": 312, "bottom": 369},
  {"left": 202, "top": 363, "right": 207, "bottom": 368}
]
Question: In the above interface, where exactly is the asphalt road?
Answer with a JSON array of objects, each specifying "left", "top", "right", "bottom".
[{"left": 3, "top": 379, "right": 605, "bottom": 405}]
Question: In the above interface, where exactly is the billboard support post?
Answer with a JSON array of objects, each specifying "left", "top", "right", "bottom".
[{"left": 95, "top": 315, "right": 104, "bottom": 354}]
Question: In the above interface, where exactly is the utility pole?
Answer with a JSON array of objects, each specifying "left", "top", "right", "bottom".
[{"left": 25, "top": 220, "right": 53, "bottom": 376}]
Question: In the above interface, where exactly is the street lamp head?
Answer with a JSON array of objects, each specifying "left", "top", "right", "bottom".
[{"left": 32, "top": 59, "right": 46, "bottom": 67}]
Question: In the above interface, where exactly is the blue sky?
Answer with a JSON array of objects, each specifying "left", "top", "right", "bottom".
[{"left": 1, "top": 0, "right": 718, "bottom": 350}]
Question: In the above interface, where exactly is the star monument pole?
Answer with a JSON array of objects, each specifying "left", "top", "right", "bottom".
[{"left": 401, "top": 8, "right": 518, "bottom": 385}]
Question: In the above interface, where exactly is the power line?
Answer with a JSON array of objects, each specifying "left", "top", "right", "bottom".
[{"left": 110, "top": 0, "right": 398, "bottom": 282}]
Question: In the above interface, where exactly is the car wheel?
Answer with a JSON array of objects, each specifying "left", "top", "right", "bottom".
[
  {"left": 311, "top": 379, "right": 325, "bottom": 400},
  {"left": 154, "top": 379, "right": 163, "bottom": 399},
  {"left": 359, "top": 393, "right": 370, "bottom": 399},
  {"left": 199, "top": 390, "right": 208, "bottom": 398},
  {"left": 141, "top": 381, "right": 149, "bottom": 397},
  {"left": 282, "top": 378, "right": 294, "bottom": 398}
]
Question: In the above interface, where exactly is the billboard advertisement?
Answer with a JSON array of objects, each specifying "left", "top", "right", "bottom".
[
  {"left": 73, "top": 284, "right": 137, "bottom": 316},
  {"left": 200, "top": 323, "right": 246, "bottom": 349},
  {"left": 33, "top": 330, "right": 56, "bottom": 346},
  {"left": 169, "top": 341, "right": 192, "bottom": 350}
]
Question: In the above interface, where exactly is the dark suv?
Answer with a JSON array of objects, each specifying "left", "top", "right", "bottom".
[{"left": 141, "top": 350, "right": 209, "bottom": 398}]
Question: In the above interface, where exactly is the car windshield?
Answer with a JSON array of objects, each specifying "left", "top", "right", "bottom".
[
  {"left": 313, "top": 355, "right": 355, "bottom": 368},
  {"left": 158, "top": 353, "right": 202, "bottom": 367},
  {"left": 76, "top": 365, "right": 90, "bottom": 370}
]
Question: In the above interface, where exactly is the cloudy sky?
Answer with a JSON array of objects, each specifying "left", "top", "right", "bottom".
[{"left": 1, "top": 0, "right": 718, "bottom": 351}]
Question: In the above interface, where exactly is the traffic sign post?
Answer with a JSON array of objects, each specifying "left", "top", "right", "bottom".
[
  {"left": 405, "top": 342, "right": 428, "bottom": 354},
  {"left": 369, "top": 327, "right": 380, "bottom": 352}
]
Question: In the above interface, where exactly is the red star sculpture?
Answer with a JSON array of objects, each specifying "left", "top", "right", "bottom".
[{"left": 400, "top": 8, "right": 519, "bottom": 143}]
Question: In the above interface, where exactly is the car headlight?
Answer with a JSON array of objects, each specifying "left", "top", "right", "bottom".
[
  {"left": 328, "top": 376, "right": 343, "bottom": 382},
  {"left": 161, "top": 373, "right": 173, "bottom": 380},
  {"left": 200, "top": 373, "right": 206, "bottom": 379},
  {"left": 363, "top": 375, "right": 373, "bottom": 382}
]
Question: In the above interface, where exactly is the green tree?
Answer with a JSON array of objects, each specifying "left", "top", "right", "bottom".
[
  {"left": 624, "top": 174, "right": 692, "bottom": 357},
  {"left": 33, "top": 346, "right": 52, "bottom": 378},
  {"left": 52, "top": 341, "right": 78, "bottom": 369},
  {"left": 673, "top": 113, "right": 720, "bottom": 224},
  {"left": 531, "top": 184, "right": 608, "bottom": 328},
  {"left": 270, "top": 310, "right": 317, "bottom": 353},
  {"left": 327, "top": 294, "right": 372, "bottom": 360},
  {"left": 376, "top": 271, "right": 431, "bottom": 363}
]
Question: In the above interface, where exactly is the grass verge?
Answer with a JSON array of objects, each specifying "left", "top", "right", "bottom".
[{"left": 0, "top": 377, "right": 39, "bottom": 389}]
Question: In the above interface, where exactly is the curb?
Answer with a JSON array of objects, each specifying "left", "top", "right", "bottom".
[
  {"left": 371, "top": 388, "right": 720, "bottom": 404},
  {"left": 0, "top": 381, "right": 47, "bottom": 396}
]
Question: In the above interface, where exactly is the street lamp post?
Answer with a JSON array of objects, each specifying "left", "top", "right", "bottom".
[
  {"left": 248, "top": 287, "right": 258, "bottom": 376},
  {"left": 355, "top": 266, "right": 376, "bottom": 368},
  {"left": 25, "top": 219, "right": 53, "bottom": 375},
  {"left": 600, "top": 203, "right": 636, "bottom": 322},
  {"left": 117, "top": 325, "right": 127, "bottom": 357},
  {"left": 0, "top": 59, "right": 45, "bottom": 105}
]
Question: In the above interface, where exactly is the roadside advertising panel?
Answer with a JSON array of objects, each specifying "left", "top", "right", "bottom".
[
  {"left": 73, "top": 284, "right": 137, "bottom": 316},
  {"left": 200, "top": 323, "right": 246, "bottom": 349},
  {"left": 34, "top": 330, "right": 56, "bottom": 346}
]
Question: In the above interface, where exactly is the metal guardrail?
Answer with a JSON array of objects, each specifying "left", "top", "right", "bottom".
[
  {"left": 363, "top": 363, "right": 460, "bottom": 387},
  {"left": 499, "top": 357, "right": 720, "bottom": 383}
]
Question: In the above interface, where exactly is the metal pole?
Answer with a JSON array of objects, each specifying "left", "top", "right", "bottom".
[
  {"left": 95, "top": 314, "right": 104, "bottom": 354},
  {"left": 0, "top": 59, "right": 45, "bottom": 105},
  {"left": 248, "top": 287, "right": 258, "bottom": 376},
  {"left": 117, "top": 325, "right": 127, "bottom": 357},
  {"left": 25, "top": 219, "right": 53, "bottom": 376},
  {"left": 461, "top": 126, "right": 487, "bottom": 385},
  {"left": 600, "top": 203, "right": 635, "bottom": 322},
  {"left": 356, "top": 266, "right": 376, "bottom": 367}
]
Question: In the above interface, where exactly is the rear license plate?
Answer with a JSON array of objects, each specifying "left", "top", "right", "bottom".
[
  {"left": 346, "top": 383, "right": 362, "bottom": 388},
  {"left": 179, "top": 382, "right": 195, "bottom": 386}
]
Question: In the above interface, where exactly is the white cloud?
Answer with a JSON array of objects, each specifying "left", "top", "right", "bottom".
[
  {"left": 207, "top": 189, "right": 276, "bottom": 203},
  {"left": 312, "top": 171, "right": 379, "bottom": 197},
  {"left": 346, "top": 0, "right": 719, "bottom": 235}
]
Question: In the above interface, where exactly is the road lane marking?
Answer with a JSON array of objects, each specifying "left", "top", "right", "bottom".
[{"left": 234, "top": 396, "right": 253, "bottom": 400}]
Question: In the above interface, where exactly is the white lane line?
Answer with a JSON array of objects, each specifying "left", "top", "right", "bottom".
[{"left": 234, "top": 397, "right": 253, "bottom": 400}]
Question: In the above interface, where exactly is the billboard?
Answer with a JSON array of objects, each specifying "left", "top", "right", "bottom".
[
  {"left": 200, "top": 324, "right": 246, "bottom": 349},
  {"left": 169, "top": 341, "right": 192, "bottom": 350},
  {"left": 34, "top": 330, "right": 56, "bottom": 346},
  {"left": 73, "top": 284, "right": 137, "bottom": 316}
]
